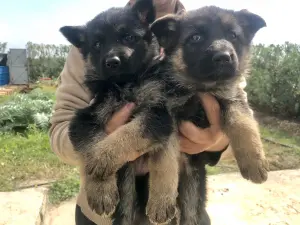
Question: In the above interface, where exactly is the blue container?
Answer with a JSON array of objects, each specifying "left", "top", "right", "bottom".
[{"left": 0, "top": 66, "right": 9, "bottom": 86}]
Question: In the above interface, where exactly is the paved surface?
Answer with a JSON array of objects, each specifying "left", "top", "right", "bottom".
[
  {"left": 43, "top": 198, "right": 76, "bottom": 225},
  {"left": 207, "top": 169, "right": 300, "bottom": 225},
  {"left": 0, "top": 187, "right": 47, "bottom": 225},
  {"left": 44, "top": 169, "right": 300, "bottom": 225},
  {"left": 2, "top": 170, "right": 300, "bottom": 225}
]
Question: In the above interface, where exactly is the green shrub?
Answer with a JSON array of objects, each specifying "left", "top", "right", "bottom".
[
  {"left": 0, "top": 88, "right": 54, "bottom": 132},
  {"left": 48, "top": 177, "right": 80, "bottom": 205},
  {"left": 247, "top": 42, "right": 300, "bottom": 118}
]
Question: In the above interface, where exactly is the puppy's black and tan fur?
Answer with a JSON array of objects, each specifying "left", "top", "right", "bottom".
[
  {"left": 148, "top": 6, "right": 269, "bottom": 224},
  {"left": 61, "top": 1, "right": 269, "bottom": 224},
  {"left": 151, "top": 6, "right": 269, "bottom": 184},
  {"left": 61, "top": 1, "right": 180, "bottom": 224}
]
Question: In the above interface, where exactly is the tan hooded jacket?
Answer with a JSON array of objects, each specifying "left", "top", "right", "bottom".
[{"left": 49, "top": 1, "right": 248, "bottom": 224}]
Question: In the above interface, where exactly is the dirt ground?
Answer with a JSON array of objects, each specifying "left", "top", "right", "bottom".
[
  {"left": 43, "top": 170, "right": 300, "bottom": 225},
  {"left": 255, "top": 111, "right": 300, "bottom": 137}
]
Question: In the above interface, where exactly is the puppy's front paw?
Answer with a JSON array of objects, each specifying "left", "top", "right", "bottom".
[
  {"left": 84, "top": 151, "right": 118, "bottom": 180},
  {"left": 238, "top": 154, "right": 269, "bottom": 184},
  {"left": 85, "top": 177, "right": 119, "bottom": 217},
  {"left": 146, "top": 197, "right": 177, "bottom": 225}
]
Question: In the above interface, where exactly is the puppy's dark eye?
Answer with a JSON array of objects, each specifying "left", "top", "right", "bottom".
[
  {"left": 189, "top": 34, "right": 203, "bottom": 43},
  {"left": 230, "top": 31, "right": 237, "bottom": 39},
  {"left": 123, "top": 35, "right": 138, "bottom": 44},
  {"left": 94, "top": 42, "right": 101, "bottom": 49}
]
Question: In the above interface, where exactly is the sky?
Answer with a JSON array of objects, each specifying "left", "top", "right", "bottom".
[{"left": 1, "top": 0, "right": 299, "bottom": 49}]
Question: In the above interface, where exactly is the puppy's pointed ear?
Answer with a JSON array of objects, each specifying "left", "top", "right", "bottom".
[
  {"left": 131, "top": 0, "right": 155, "bottom": 24},
  {"left": 59, "top": 26, "right": 86, "bottom": 48},
  {"left": 236, "top": 9, "right": 266, "bottom": 40},
  {"left": 150, "top": 15, "right": 180, "bottom": 50}
]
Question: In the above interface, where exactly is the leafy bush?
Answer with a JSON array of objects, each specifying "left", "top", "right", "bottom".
[
  {"left": 48, "top": 177, "right": 80, "bottom": 205},
  {"left": 0, "top": 88, "right": 54, "bottom": 132},
  {"left": 0, "top": 42, "right": 7, "bottom": 53},
  {"left": 247, "top": 42, "right": 300, "bottom": 118}
]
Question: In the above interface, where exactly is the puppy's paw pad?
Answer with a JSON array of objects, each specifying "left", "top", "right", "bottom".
[
  {"left": 86, "top": 182, "right": 119, "bottom": 216},
  {"left": 87, "top": 189, "right": 119, "bottom": 217},
  {"left": 146, "top": 199, "right": 176, "bottom": 224},
  {"left": 240, "top": 158, "right": 269, "bottom": 184}
]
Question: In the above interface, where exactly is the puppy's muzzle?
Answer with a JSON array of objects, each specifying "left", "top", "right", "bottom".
[
  {"left": 208, "top": 40, "right": 235, "bottom": 65},
  {"left": 212, "top": 51, "right": 233, "bottom": 65},
  {"left": 105, "top": 56, "right": 121, "bottom": 70},
  {"left": 205, "top": 40, "right": 238, "bottom": 78}
]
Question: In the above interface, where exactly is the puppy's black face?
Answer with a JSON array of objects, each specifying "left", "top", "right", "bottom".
[
  {"left": 60, "top": 0, "right": 158, "bottom": 82},
  {"left": 151, "top": 6, "right": 266, "bottom": 88}
]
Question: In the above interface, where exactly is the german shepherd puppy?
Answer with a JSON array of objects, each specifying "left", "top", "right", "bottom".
[
  {"left": 148, "top": 5, "right": 269, "bottom": 224},
  {"left": 151, "top": 6, "right": 269, "bottom": 183},
  {"left": 61, "top": 0, "right": 180, "bottom": 224},
  {"left": 60, "top": 0, "right": 269, "bottom": 224}
]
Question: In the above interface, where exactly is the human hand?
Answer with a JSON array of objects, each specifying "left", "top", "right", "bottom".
[
  {"left": 105, "top": 103, "right": 135, "bottom": 134},
  {"left": 104, "top": 102, "right": 145, "bottom": 162},
  {"left": 179, "top": 93, "right": 229, "bottom": 155},
  {"left": 89, "top": 98, "right": 136, "bottom": 134}
]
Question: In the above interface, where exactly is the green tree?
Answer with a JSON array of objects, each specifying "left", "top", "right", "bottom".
[
  {"left": 13, "top": 41, "right": 300, "bottom": 119},
  {"left": 26, "top": 42, "right": 71, "bottom": 82},
  {"left": 0, "top": 42, "right": 7, "bottom": 53},
  {"left": 247, "top": 42, "right": 300, "bottom": 118}
]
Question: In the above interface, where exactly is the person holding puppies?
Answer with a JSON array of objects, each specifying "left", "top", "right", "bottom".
[{"left": 49, "top": 0, "right": 249, "bottom": 224}]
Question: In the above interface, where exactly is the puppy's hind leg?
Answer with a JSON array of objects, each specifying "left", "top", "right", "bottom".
[
  {"left": 146, "top": 134, "right": 180, "bottom": 225},
  {"left": 178, "top": 154, "right": 209, "bottom": 225},
  {"left": 112, "top": 163, "right": 136, "bottom": 225}
]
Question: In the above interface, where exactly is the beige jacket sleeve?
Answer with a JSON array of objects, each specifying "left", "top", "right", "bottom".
[{"left": 49, "top": 46, "right": 92, "bottom": 166}]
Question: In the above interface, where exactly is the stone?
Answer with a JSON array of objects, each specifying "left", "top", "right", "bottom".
[
  {"left": 43, "top": 198, "right": 76, "bottom": 225},
  {"left": 207, "top": 169, "right": 300, "bottom": 225},
  {"left": 0, "top": 187, "right": 47, "bottom": 225}
]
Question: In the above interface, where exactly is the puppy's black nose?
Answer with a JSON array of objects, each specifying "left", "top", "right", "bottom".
[
  {"left": 212, "top": 51, "right": 231, "bottom": 64},
  {"left": 105, "top": 56, "right": 121, "bottom": 69}
]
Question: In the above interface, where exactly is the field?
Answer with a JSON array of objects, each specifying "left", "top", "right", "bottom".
[{"left": 0, "top": 85, "right": 299, "bottom": 204}]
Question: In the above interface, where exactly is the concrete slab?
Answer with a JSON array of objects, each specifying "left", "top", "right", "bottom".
[
  {"left": 207, "top": 169, "right": 300, "bottom": 225},
  {"left": 0, "top": 187, "right": 47, "bottom": 225},
  {"left": 43, "top": 198, "right": 76, "bottom": 225},
  {"left": 44, "top": 170, "right": 300, "bottom": 225}
]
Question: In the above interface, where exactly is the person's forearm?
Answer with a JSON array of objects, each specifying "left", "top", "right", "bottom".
[
  {"left": 49, "top": 121, "right": 80, "bottom": 165},
  {"left": 49, "top": 46, "right": 92, "bottom": 166}
]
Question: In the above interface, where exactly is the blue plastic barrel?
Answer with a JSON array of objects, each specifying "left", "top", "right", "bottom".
[{"left": 0, "top": 66, "right": 9, "bottom": 86}]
